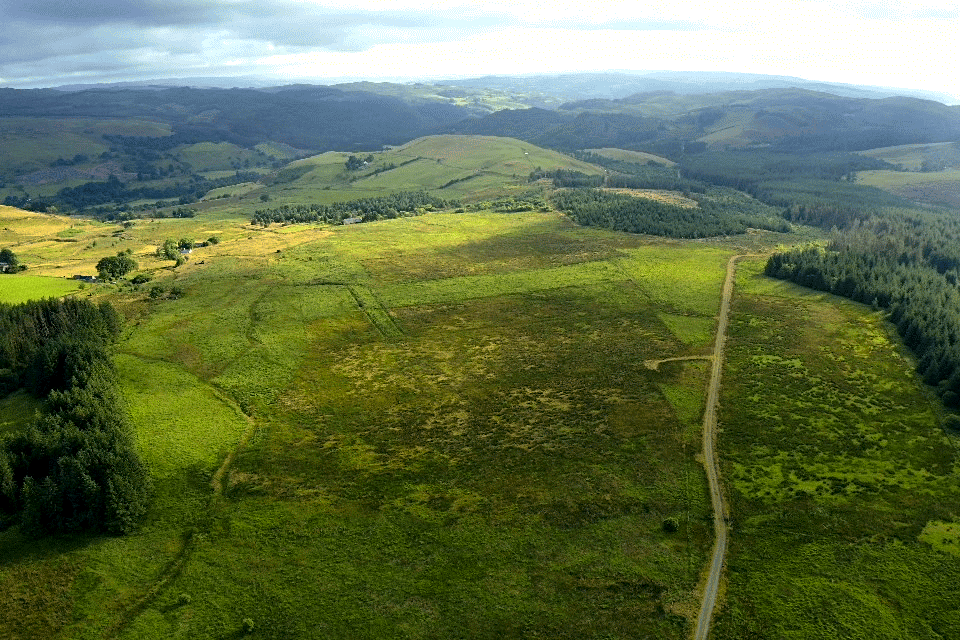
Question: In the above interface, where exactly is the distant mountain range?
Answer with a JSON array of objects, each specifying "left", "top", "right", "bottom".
[
  {"left": 0, "top": 72, "right": 957, "bottom": 163},
  {"left": 50, "top": 71, "right": 957, "bottom": 105}
]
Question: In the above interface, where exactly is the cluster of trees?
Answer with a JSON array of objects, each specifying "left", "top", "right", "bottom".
[
  {"left": 345, "top": 155, "right": 374, "bottom": 170},
  {"left": 2, "top": 196, "right": 54, "bottom": 213},
  {"left": 529, "top": 168, "right": 604, "bottom": 188},
  {"left": 680, "top": 151, "right": 893, "bottom": 196},
  {"left": 572, "top": 152, "right": 709, "bottom": 194},
  {"left": 765, "top": 206, "right": 960, "bottom": 408},
  {"left": 96, "top": 252, "right": 138, "bottom": 280},
  {"left": 479, "top": 194, "right": 549, "bottom": 213},
  {"left": 49, "top": 154, "right": 89, "bottom": 168},
  {"left": 155, "top": 238, "right": 207, "bottom": 266},
  {"left": 531, "top": 154, "right": 710, "bottom": 195},
  {"left": 251, "top": 191, "right": 452, "bottom": 227},
  {"left": 0, "top": 298, "right": 151, "bottom": 535},
  {"left": 551, "top": 188, "right": 789, "bottom": 238},
  {"left": 0, "top": 248, "right": 26, "bottom": 273},
  {"left": 56, "top": 172, "right": 261, "bottom": 211}
]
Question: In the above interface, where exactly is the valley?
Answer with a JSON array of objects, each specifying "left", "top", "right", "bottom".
[{"left": 1, "top": 76, "right": 959, "bottom": 638}]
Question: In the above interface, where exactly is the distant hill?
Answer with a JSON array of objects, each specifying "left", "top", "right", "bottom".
[
  {"left": 0, "top": 85, "right": 472, "bottom": 151},
  {"left": 442, "top": 88, "right": 960, "bottom": 154},
  {"left": 437, "top": 71, "right": 958, "bottom": 104},
  {"left": 260, "top": 135, "right": 604, "bottom": 205},
  {"left": 3, "top": 76, "right": 960, "bottom": 212}
]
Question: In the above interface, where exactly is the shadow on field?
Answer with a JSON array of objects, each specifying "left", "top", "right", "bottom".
[{"left": 0, "top": 527, "right": 97, "bottom": 566}]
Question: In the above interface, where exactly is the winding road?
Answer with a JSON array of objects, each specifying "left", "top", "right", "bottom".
[{"left": 692, "top": 254, "right": 751, "bottom": 640}]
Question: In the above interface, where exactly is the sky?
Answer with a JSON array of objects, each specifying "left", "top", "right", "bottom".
[{"left": 1, "top": 0, "right": 958, "bottom": 101}]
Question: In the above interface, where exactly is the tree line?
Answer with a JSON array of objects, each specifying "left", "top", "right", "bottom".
[
  {"left": 766, "top": 203, "right": 960, "bottom": 411},
  {"left": 572, "top": 151, "right": 709, "bottom": 194},
  {"left": 56, "top": 171, "right": 262, "bottom": 211},
  {"left": 250, "top": 191, "right": 452, "bottom": 227},
  {"left": 550, "top": 187, "right": 789, "bottom": 239},
  {"left": 0, "top": 298, "right": 151, "bottom": 535}
]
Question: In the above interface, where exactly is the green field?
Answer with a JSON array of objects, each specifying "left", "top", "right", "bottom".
[
  {"left": 858, "top": 141, "right": 960, "bottom": 171},
  {"left": 3, "top": 204, "right": 772, "bottom": 638},
  {"left": 1, "top": 131, "right": 958, "bottom": 639},
  {"left": 0, "top": 273, "right": 84, "bottom": 303},
  {"left": 714, "top": 260, "right": 960, "bottom": 638},
  {"left": 585, "top": 148, "right": 676, "bottom": 166},
  {"left": 855, "top": 168, "right": 960, "bottom": 207},
  {"left": 174, "top": 142, "right": 274, "bottom": 174},
  {"left": 258, "top": 135, "right": 605, "bottom": 206},
  {"left": 0, "top": 117, "right": 170, "bottom": 185}
]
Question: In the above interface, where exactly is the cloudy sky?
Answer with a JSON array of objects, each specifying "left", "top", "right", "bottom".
[{"left": 1, "top": 0, "right": 957, "bottom": 99}]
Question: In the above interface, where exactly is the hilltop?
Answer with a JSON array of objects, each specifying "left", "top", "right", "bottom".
[{"left": 260, "top": 135, "right": 603, "bottom": 205}]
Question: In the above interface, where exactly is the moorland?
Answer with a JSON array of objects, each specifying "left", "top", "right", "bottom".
[{"left": 1, "top": 73, "right": 959, "bottom": 639}]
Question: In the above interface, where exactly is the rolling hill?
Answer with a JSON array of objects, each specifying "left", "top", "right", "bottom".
[
  {"left": 254, "top": 135, "right": 605, "bottom": 206},
  {"left": 2, "top": 72, "right": 960, "bottom": 638}
]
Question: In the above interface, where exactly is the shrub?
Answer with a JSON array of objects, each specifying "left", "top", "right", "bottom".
[{"left": 944, "top": 414, "right": 960, "bottom": 433}]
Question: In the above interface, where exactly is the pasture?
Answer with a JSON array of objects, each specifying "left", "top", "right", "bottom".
[
  {"left": 0, "top": 205, "right": 755, "bottom": 639},
  {"left": 0, "top": 274, "right": 83, "bottom": 303},
  {"left": 585, "top": 148, "right": 676, "bottom": 166},
  {"left": 256, "top": 135, "right": 605, "bottom": 206},
  {"left": 0, "top": 117, "right": 170, "bottom": 182},
  {"left": 0, "top": 175, "right": 954, "bottom": 638},
  {"left": 713, "top": 259, "right": 960, "bottom": 639},
  {"left": 858, "top": 141, "right": 960, "bottom": 171},
  {"left": 855, "top": 168, "right": 960, "bottom": 207}
]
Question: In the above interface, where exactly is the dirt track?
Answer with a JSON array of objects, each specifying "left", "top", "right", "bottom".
[
  {"left": 693, "top": 254, "right": 751, "bottom": 640},
  {"left": 643, "top": 354, "right": 713, "bottom": 371}
]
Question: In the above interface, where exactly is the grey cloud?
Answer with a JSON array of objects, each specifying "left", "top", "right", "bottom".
[
  {"left": 3, "top": 0, "right": 949, "bottom": 88},
  {"left": 0, "top": 2, "right": 519, "bottom": 86},
  {"left": 2, "top": 0, "right": 227, "bottom": 27}
]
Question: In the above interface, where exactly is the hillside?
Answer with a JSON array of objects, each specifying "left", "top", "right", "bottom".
[
  {"left": 0, "top": 76, "right": 960, "bottom": 640},
  {"left": 3, "top": 175, "right": 958, "bottom": 638},
  {"left": 3, "top": 81, "right": 960, "bottom": 216},
  {"left": 0, "top": 85, "right": 472, "bottom": 152},
  {"left": 858, "top": 141, "right": 960, "bottom": 171},
  {"left": 258, "top": 135, "right": 603, "bottom": 206},
  {"left": 2, "top": 75, "right": 960, "bottom": 638},
  {"left": 448, "top": 89, "right": 960, "bottom": 154}
]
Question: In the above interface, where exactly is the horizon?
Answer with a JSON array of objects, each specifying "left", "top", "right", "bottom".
[
  {"left": 1, "top": 1, "right": 957, "bottom": 103},
  {"left": 10, "top": 69, "right": 959, "bottom": 107}
]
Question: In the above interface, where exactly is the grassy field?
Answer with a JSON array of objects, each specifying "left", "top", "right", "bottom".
[
  {"left": 855, "top": 168, "right": 960, "bottom": 207},
  {"left": 585, "top": 148, "right": 676, "bottom": 166},
  {"left": 0, "top": 117, "right": 170, "bottom": 179},
  {"left": 713, "top": 259, "right": 960, "bottom": 639},
  {"left": 858, "top": 141, "right": 960, "bottom": 171},
  {"left": 255, "top": 135, "right": 605, "bottom": 207},
  {"left": 0, "top": 202, "right": 775, "bottom": 639},
  {"left": 0, "top": 274, "right": 84, "bottom": 303},
  {"left": 174, "top": 142, "right": 269, "bottom": 173},
  {"left": 1, "top": 148, "right": 955, "bottom": 638}
]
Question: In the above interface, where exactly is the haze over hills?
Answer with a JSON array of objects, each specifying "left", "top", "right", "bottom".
[
  {"left": 47, "top": 71, "right": 958, "bottom": 105},
  {"left": 434, "top": 71, "right": 959, "bottom": 104}
]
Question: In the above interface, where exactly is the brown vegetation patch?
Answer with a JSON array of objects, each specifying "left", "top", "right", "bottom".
[{"left": 602, "top": 188, "right": 700, "bottom": 209}]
